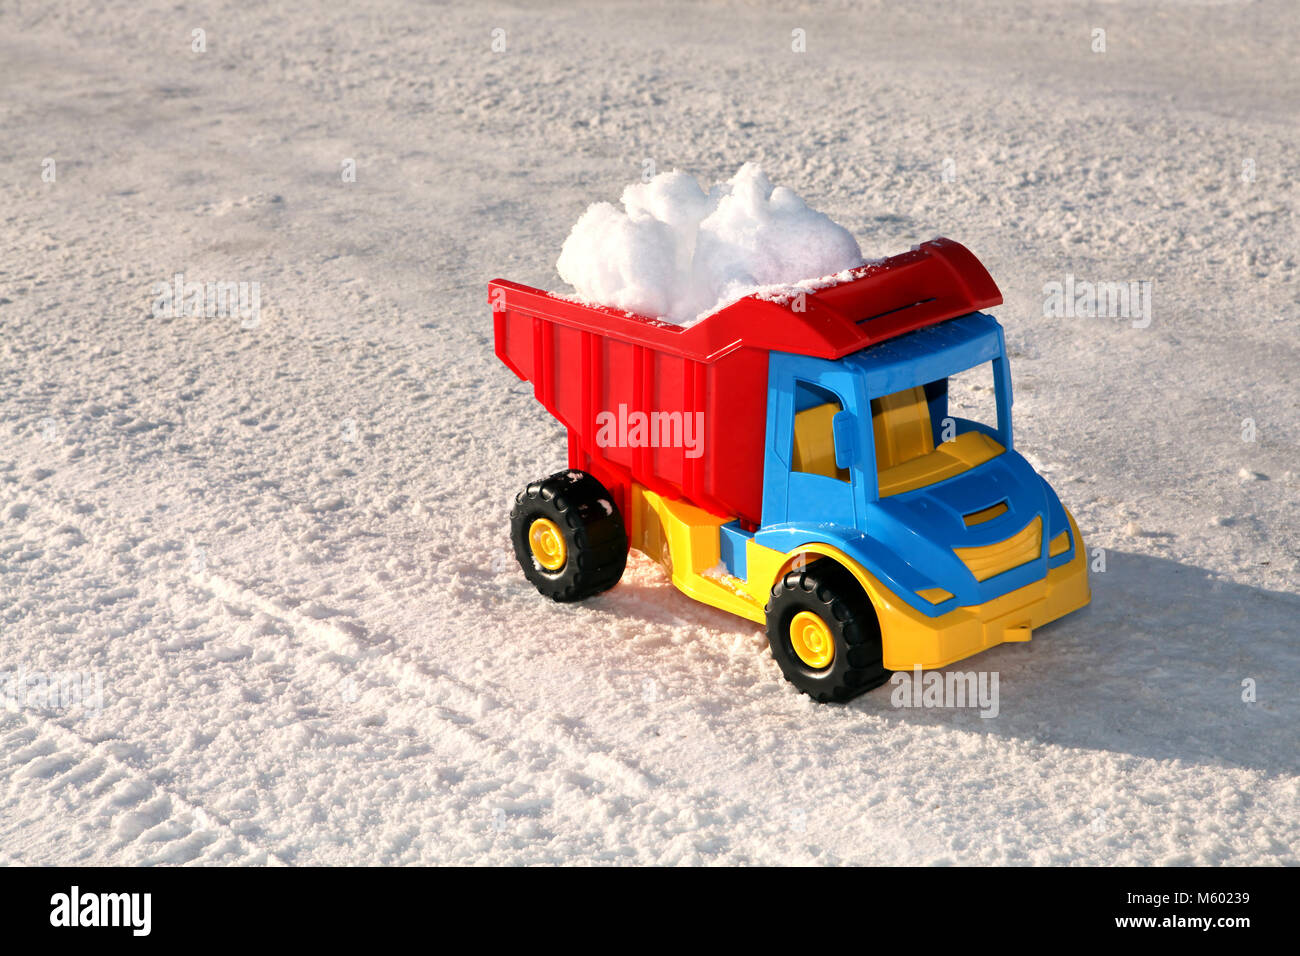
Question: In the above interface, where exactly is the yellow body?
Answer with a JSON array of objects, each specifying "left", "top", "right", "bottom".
[{"left": 628, "top": 484, "right": 1090, "bottom": 672}]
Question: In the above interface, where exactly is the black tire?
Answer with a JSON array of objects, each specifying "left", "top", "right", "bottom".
[
  {"left": 764, "top": 560, "right": 889, "bottom": 702},
  {"left": 510, "top": 470, "right": 628, "bottom": 602}
]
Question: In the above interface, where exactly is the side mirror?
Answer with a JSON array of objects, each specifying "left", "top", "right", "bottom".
[{"left": 831, "top": 411, "right": 855, "bottom": 470}]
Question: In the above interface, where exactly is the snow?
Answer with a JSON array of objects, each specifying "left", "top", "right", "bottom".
[
  {"left": 557, "top": 164, "right": 863, "bottom": 324},
  {"left": 1, "top": 0, "right": 1298, "bottom": 866}
]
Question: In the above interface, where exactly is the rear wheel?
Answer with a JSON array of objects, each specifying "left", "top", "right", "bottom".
[
  {"left": 765, "top": 560, "right": 889, "bottom": 702},
  {"left": 510, "top": 470, "right": 628, "bottom": 601}
]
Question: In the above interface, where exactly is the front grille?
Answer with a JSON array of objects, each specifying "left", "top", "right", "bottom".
[{"left": 953, "top": 517, "right": 1042, "bottom": 582}]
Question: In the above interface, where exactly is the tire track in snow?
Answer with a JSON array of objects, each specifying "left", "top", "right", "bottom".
[
  {"left": 197, "top": 569, "right": 759, "bottom": 855},
  {"left": 0, "top": 702, "right": 274, "bottom": 865},
  {"left": 0, "top": 491, "right": 281, "bottom": 864},
  {"left": 6, "top": 481, "right": 768, "bottom": 862}
]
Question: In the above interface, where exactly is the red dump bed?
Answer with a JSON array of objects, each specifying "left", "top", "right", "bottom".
[{"left": 490, "top": 237, "right": 1001, "bottom": 526}]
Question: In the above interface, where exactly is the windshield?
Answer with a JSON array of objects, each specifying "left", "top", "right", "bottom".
[{"left": 869, "top": 359, "right": 1007, "bottom": 497}]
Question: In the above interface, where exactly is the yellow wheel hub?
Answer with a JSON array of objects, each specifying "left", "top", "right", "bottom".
[
  {"left": 789, "top": 611, "right": 835, "bottom": 669},
  {"left": 528, "top": 517, "right": 567, "bottom": 571}
]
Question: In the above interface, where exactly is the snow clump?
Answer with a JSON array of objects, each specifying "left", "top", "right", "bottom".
[{"left": 556, "top": 164, "right": 863, "bottom": 325}]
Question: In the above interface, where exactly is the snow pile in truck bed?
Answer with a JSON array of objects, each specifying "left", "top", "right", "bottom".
[{"left": 556, "top": 164, "right": 864, "bottom": 325}]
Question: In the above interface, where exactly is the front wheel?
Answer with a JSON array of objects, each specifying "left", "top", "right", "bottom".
[
  {"left": 765, "top": 561, "right": 889, "bottom": 702},
  {"left": 510, "top": 470, "right": 628, "bottom": 601}
]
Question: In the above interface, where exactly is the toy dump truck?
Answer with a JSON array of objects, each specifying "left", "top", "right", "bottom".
[{"left": 490, "top": 238, "right": 1090, "bottom": 701}]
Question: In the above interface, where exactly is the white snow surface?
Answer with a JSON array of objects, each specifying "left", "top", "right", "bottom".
[
  {"left": 557, "top": 164, "right": 863, "bottom": 324},
  {"left": 1, "top": 0, "right": 1298, "bottom": 866}
]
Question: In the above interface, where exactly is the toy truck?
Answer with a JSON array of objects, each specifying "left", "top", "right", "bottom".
[{"left": 490, "top": 238, "right": 1090, "bottom": 701}]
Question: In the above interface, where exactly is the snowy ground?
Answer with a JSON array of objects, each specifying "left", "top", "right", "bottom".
[{"left": 1, "top": 0, "right": 1297, "bottom": 865}]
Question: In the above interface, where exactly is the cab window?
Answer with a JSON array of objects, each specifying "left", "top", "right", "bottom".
[
  {"left": 792, "top": 382, "right": 848, "bottom": 482},
  {"left": 871, "top": 368, "right": 1004, "bottom": 497}
]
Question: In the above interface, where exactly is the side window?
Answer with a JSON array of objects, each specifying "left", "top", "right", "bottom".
[{"left": 792, "top": 382, "right": 848, "bottom": 482}]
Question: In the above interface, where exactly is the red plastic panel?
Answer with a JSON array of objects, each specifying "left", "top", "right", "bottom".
[{"left": 495, "top": 299, "right": 768, "bottom": 524}]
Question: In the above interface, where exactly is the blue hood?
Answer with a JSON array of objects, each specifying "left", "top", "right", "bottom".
[
  {"left": 755, "top": 449, "right": 1073, "bottom": 617},
  {"left": 864, "top": 450, "right": 1071, "bottom": 610}
]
